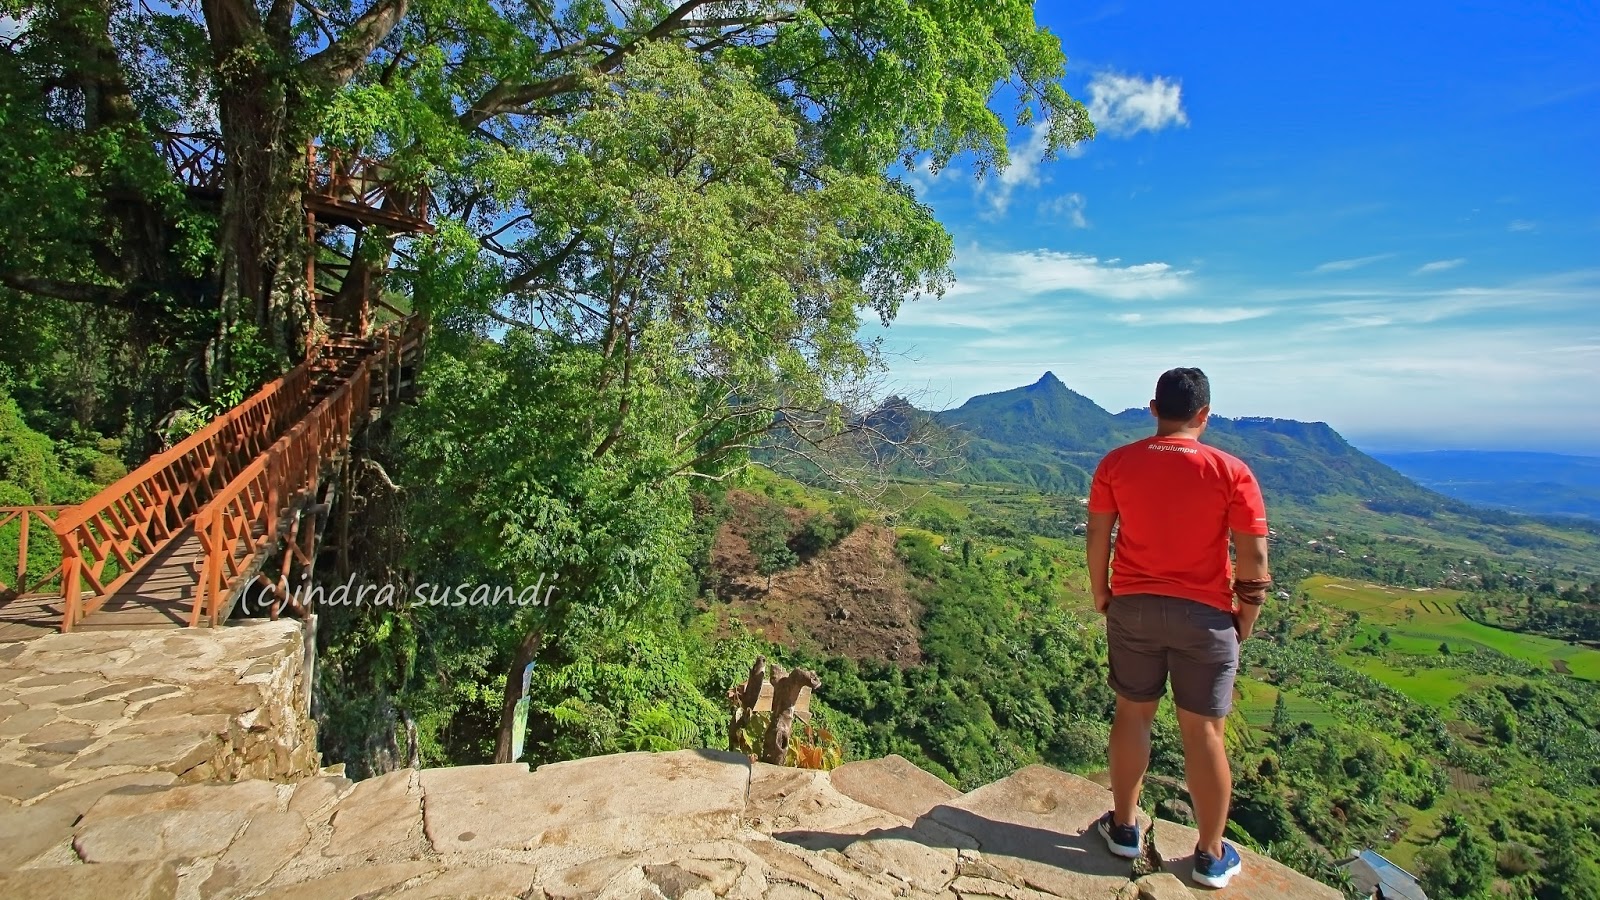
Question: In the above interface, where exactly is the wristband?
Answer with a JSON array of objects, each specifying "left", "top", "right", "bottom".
[{"left": 1233, "top": 577, "right": 1272, "bottom": 606}]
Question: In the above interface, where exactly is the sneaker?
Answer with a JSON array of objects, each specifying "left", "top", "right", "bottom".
[
  {"left": 1192, "top": 842, "right": 1244, "bottom": 889},
  {"left": 1097, "top": 810, "right": 1141, "bottom": 859}
]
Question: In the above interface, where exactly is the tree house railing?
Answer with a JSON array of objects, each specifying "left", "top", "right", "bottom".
[
  {"left": 305, "top": 145, "right": 434, "bottom": 234},
  {"left": 158, "top": 131, "right": 224, "bottom": 194}
]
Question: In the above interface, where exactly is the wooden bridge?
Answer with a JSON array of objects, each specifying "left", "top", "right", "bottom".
[{"left": 0, "top": 136, "right": 430, "bottom": 639}]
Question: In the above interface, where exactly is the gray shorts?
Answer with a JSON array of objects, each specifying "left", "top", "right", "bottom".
[{"left": 1106, "top": 594, "right": 1239, "bottom": 718}]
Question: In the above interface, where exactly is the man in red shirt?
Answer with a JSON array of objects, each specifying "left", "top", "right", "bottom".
[{"left": 1085, "top": 367, "right": 1272, "bottom": 889}]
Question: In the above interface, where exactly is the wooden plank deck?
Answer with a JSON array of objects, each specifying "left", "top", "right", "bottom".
[
  {"left": 0, "top": 526, "right": 216, "bottom": 637},
  {"left": 0, "top": 594, "right": 67, "bottom": 642}
]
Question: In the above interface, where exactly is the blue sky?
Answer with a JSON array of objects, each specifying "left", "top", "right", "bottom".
[{"left": 871, "top": 1, "right": 1600, "bottom": 453}]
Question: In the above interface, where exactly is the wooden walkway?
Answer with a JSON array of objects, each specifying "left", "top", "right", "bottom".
[
  {"left": 0, "top": 135, "right": 428, "bottom": 640},
  {"left": 0, "top": 321, "right": 423, "bottom": 638}
]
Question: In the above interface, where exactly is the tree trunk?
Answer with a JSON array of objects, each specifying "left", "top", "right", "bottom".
[
  {"left": 202, "top": 0, "right": 322, "bottom": 377},
  {"left": 494, "top": 628, "right": 544, "bottom": 763}
]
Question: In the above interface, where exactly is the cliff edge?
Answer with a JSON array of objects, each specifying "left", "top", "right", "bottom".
[{"left": 0, "top": 622, "right": 1339, "bottom": 900}]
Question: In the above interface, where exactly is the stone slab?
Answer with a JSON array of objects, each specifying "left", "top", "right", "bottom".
[
  {"left": 829, "top": 754, "right": 963, "bottom": 822},
  {"left": 200, "top": 810, "right": 312, "bottom": 899},
  {"left": 1136, "top": 872, "right": 1196, "bottom": 899},
  {"left": 387, "top": 863, "right": 545, "bottom": 898},
  {"left": 0, "top": 860, "right": 179, "bottom": 899},
  {"left": 1150, "top": 817, "right": 1342, "bottom": 899},
  {"left": 326, "top": 794, "right": 423, "bottom": 857},
  {"left": 0, "top": 799, "right": 78, "bottom": 868},
  {"left": 0, "top": 760, "right": 71, "bottom": 802},
  {"left": 256, "top": 860, "right": 437, "bottom": 900},
  {"left": 930, "top": 765, "right": 1132, "bottom": 900},
  {"left": 421, "top": 751, "right": 749, "bottom": 855}
]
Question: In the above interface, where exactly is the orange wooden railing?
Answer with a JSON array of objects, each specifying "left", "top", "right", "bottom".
[
  {"left": 50, "top": 355, "right": 322, "bottom": 630},
  {"left": 192, "top": 360, "right": 372, "bottom": 626},
  {"left": 0, "top": 506, "right": 73, "bottom": 599}
]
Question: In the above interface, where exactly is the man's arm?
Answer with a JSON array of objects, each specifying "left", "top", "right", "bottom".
[
  {"left": 1231, "top": 531, "right": 1271, "bottom": 639},
  {"left": 1088, "top": 511, "right": 1118, "bottom": 614}
]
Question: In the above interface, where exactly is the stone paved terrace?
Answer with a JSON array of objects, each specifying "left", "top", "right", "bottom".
[{"left": 0, "top": 621, "right": 1341, "bottom": 900}]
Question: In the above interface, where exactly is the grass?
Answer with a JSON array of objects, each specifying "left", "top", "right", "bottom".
[
  {"left": 1344, "top": 654, "right": 1484, "bottom": 708},
  {"left": 1303, "top": 575, "right": 1600, "bottom": 681},
  {"left": 1233, "top": 676, "right": 1337, "bottom": 730}
]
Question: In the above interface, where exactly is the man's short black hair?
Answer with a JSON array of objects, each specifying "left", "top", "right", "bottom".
[{"left": 1154, "top": 367, "right": 1211, "bottom": 421}]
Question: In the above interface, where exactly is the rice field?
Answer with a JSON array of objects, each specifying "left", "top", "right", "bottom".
[
  {"left": 1234, "top": 676, "right": 1337, "bottom": 730},
  {"left": 1303, "top": 575, "right": 1600, "bottom": 680}
]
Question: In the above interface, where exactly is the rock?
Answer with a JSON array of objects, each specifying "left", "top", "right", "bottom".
[
  {"left": 829, "top": 754, "right": 962, "bottom": 821},
  {"left": 68, "top": 730, "right": 217, "bottom": 774},
  {"left": 0, "top": 760, "right": 71, "bottom": 802},
  {"left": 256, "top": 861, "right": 437, "bottom": 900},
  {"left": 287, "top": 774, "right": 352, "bottom": 820},
  {"left": 0, "top": 799, "right": 78, "bottom": 868},
  {"left": 0, "top": 860, "right": 179, "bottom": 899},
  {"left": 930, "top": 765, "right": 1132, "bottom": 900},
  {"left": 387, "top": 863, "right": 544, "bottom": 898},
  {"left": 948, "top": 875, "right": 1059, "bottom": 899},
  {"left": 1156, "top": 799, "right": 1193, "bottom": 826},
  {"left": 1150, "top": 818, "right": 1342, "bottom": 899},
  {"left": 74, "top": 806, "right": 254, "bottom": 862},
  {"left": 0, "top": 707, "right": 57, "bottom": 736},
  {"left": 61, "top": 700, "right": 128, "bottom": 722},
  {"left": 43, "top": 771, "right": 179, "bottom": 817},
  {"left": 326, "top": 793, "right": 423, "bottom": 857},
  {"left": 421, "top": 751, "right": 748, "bottom": 855},
  {"left": 644, "top": 862, "right": 713, "bottom": 898},
  {"left": 200, "top": 811, "right": 311, "bottom": 898},
  {"left": 17, "top": 719, "right": 96, "bottom": 745},
  {"left": 1136, "top": 872, "right": 1195, "bottom": 899}
]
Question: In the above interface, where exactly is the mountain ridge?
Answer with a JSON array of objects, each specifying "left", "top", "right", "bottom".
[{"left": 914, "top": 372, "right": 1461, "bottom": 513}]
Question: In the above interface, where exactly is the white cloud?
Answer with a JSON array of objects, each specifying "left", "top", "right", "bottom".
[
  {"left": 983, "top": 124, "right": 1054, "bottom": 217},
  {"left": 1509, "top": 219, "right": 1538, "bottom": 232},
  {"left": 1413, "top": 258, "right": 1465, "bottom": 275},
  {"left": 1312, "top": 253, "right": 1394, "bottom": 274},
  {"left": 1040, "top": 193, "right": 1089, "bottom": 228},
  {"left": 1113, "top": 307, "right": 1272, "bottom": 326},
  {"left": 950, "top": 246, "right": 1194, "bottom": 302},
  {"left": 1087, "top": 73, "right": 1189, "bottom": 137}
]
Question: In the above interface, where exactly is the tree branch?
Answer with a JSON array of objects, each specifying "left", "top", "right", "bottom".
[
  {"left": 459, "top": 0, "right": 723, "bottom": 129},
  {"left": 299, "top": 0, "right": 409, "bottom": 90},
  {"left": 0, "top": 274, "right": 131, "bottom": 307}
]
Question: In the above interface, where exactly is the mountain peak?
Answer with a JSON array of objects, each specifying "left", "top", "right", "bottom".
[{"left": 1035, "top": 371, "right": 1063, "bottom": 387}]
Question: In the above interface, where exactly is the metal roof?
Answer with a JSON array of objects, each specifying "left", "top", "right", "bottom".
[{"left": 1339, "top": 850, "right": 1429, "bottom": 900}]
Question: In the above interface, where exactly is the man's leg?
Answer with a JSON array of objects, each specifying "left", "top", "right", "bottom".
[
  {"left": 1168, "top": 600, "right": 1242, "bottom": 860},
  {"left": 1105, "top": 597, "right": 1167, "bottom": 828},
  {"left": 1110, "top": 695, "right": 1159, "bottom": 826},
  {"left": 1176, "top": 709, "right": 1230, "bottom": 858}
]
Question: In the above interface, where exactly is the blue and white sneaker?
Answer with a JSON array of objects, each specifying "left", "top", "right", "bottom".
[
  {"left": 1097, "top": 810, "right": 1141, "bottom": 859},
  {"left": 1192, "top": 842, "right": 1244, "bottom": 889}
]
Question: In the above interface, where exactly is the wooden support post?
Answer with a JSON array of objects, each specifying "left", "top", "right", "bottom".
[{"left": 15, "top": 510, "right": 28, "bottom": 589}]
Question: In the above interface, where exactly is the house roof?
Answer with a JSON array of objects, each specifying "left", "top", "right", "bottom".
[{"left": 1339, "top": 850, "right": 1429, "bottom": 900}]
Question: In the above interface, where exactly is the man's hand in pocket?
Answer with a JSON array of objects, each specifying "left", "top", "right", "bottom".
[{"left": 1233, "top": 602, "right": 1261, "bottom": 641}]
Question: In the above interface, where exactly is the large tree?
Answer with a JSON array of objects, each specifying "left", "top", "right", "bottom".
[
  {"left": 4, "top": 1, "right": 1094, "bottom": 762},
  {"left": 2, "top": 0, "right": 1089, "bottom": 381}
]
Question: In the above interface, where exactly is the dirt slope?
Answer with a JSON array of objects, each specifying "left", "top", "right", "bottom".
[{"left": 707, "top": 491, "right": 922, "bottom": 665}]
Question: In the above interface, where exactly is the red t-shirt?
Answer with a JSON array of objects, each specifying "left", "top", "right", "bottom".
[{"left": 1088, "top": 435, "right": 1268, "bottom": 611}]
